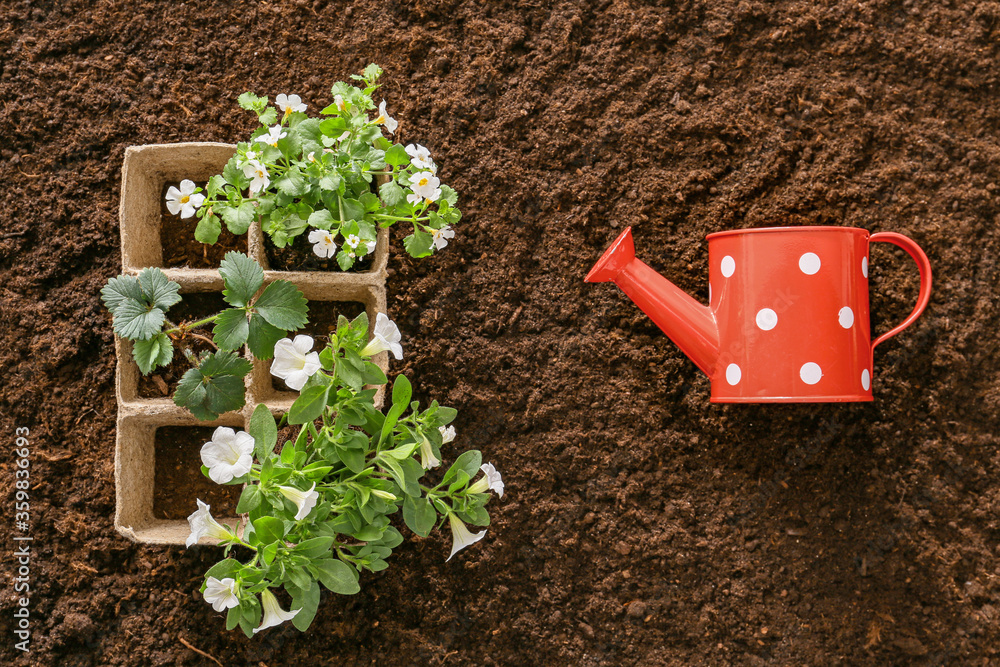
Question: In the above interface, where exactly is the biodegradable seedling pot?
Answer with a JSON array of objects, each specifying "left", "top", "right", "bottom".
[{"left": 114, "top": 143, "right": 391, "bottom": 545}]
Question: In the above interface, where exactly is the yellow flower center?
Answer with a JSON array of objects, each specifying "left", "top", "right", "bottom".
[
  {"left": 376, "top": 115, "right": 385, "bottom": 124},
  {"left": 418, "top": 178, "right": 429, "bottom": 187},
  {"left": 180, "top": 195, "right": 190, "bottom": 204}
]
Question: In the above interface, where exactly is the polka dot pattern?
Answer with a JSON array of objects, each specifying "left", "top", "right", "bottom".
[
  {"left": 799, "top": 362, "right": 822, "bottom": 385},
  {"left": 755, "top": 308, "right": 778, "bottom": 331},
  {"left": 799, "top": 252, "right": 821, "bottom": 275},
  {"left": 726, "top": 363, "right": 741, "bottom": 386},
  {"left": 861, "top": 369, "right": 871, "bottom": 391},
  {"left": 862, "top": 257, "right": 869, "bottom": 278},
  {"left": 838, "top": 307, "right": 854, "bottom": 329},
  {"left": 721, "top": 256, "right": 735, "bottom": 278}
]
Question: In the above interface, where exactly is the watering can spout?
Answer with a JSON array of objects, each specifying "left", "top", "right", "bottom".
[{"left": 586, "top": 227, "right": 720, "bottom": 376}]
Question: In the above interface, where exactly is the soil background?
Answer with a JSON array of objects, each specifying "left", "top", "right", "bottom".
[{"left": 1, "top": 0, "right": 999, "bottom": 665}]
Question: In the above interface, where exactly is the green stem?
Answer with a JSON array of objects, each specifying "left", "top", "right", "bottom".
[{"left": 165, "top": 314, "right": 220, "bottom": 334}]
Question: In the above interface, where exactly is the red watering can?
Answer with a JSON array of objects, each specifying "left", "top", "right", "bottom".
[{"left": 586, "top": 226, "right": 932, "bottom": 403}]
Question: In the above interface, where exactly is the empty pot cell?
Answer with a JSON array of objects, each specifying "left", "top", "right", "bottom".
[
  {"left": 160, "top": 183, "right": 249, "bottom": 269},
  {"left": 138, "top": 292, "right": 231, "bottom": 398},
  {"left": 267, "top": 300, "right": 367, "bottom": 393},
  {"left": 152, "top": 426, "right": 240, "bottom": 521}
]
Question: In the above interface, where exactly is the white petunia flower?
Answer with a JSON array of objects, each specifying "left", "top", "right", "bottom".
[
  {"left": 405, "top": 143, "right": 437, "bottom": 172},
  {"left": 364, "top": 240, "right": 377, "bottom": 256},
  {"left": 333, "top": 94, "right": 347, "bottom": 112},
  {"left": 275, "top": 93, "right": 307, "bottom": 115},
  {"left": 308, "top": 229, "right": 337, "bottom": 258},
  {"left": 419, "top": 436, "right": 441, "bottom": 470},
  {"left": 439, "top": 425, "right": 456, "bottom": 443},
  {"left": 375, "top": 100, "right": 398, "bottom": 134},
  {"left": 165, "top": 179, "right": 206, "bottom": 219},
  {"left": 446, "top": 513, "right": 487, "bottom": 562},
  {"left": 467, "top": 463, "right": 505, "bottom": 498},
  {"left": 345, "top": 234, "right": 360, "bottom": 249},
  {"left": 255, "top": 124, "right": 288, "bottom": 148},
  {"left": 306, "top": 151, "right": 317, "bottom": 163},
  {"left": 271, "top": 335, "right": 322, "bottom": 391},
  {"left": 204, "top": 576, "right": 241, "bottom": 612},
  {"left": 200, "top": 427, "right": 255, "bottom": 484},
  {"left": 278, "top": 483, "right": 319, "bottom": 521},
  {"left": 360, "top": 312, "right": 403, "bottom": 360},
  {"left": 253, "top": 588, "right": 299, "bottom": 634},
  {"left": 186, "top": 499, "right": 235, "bottom": 548},
  {"left": 242, "top": 159, "right": 270, "bottom": 195},
  {"left": 431, "top": 226, "right": 455, "bottom": 250},
  {"left": 408, "top": 171, "right": 442, "bottom": 204}
]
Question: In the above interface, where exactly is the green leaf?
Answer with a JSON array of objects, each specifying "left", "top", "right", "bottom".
[
  {"left": 384, "top": 144, "right": 410, "bottom": 167},
  {"left": 439, "top": 184, "right": 458, "bottom": 207},
  {"left": 258, "top": 107, "right": 278, "bottom": 126},
  {"left": 222, "top": 158, "right": 245, "bottom": 188},
  {"left": 254, "top": 280, "right": 309, "bottom": 331},
  {"left": 378, "top": 455, "right": 407, "bottom": 491},
  {"left": 219, "top": 252, "right": 264, "bottom": 307},
  {"left": 337, "top": 445, "right": 366, "bottom": 474},
  {"left": 308, "top": 209, "right": 336, "bottom": 230},
  {"left": 275, "top": 167, "right": 309, "bottom": 196},
  {"left": 294, "top": 536, "right": 334, "bottom": 558},
  {"left": 226, "top": 605, "right": 241, "bottom": 631},
  {"left": 236, "top": 484, "right": 262, "bottom": 513},
  {"left": 213, "top": 308, "right": 250, "bottom": 351},
  {"left": 247, "top": 313, "right": 285, "bottom": 359},
  {"left": 310, "top": 558, "right": 360, "bottom": 595},
  {"left": 204, "top": 558, "right": 243, "bottom": 581},
  {"left": 253, "top": 516, "right": 285, "bottom": 545},
  {"left": 112, "top": 299, "right": 166, "bottom": 341},
  {"left": 139, "top": 266, "right": 182, "bottom": 310},
  {"left": 403, "top": 496, "right": 436, "bottom": 537},
  {"left": 131, "top": 333, "right": 173, "bottom": 375},
  {"left": 403, "top": 230, "right": 434, "bottom": 258},
  {"left": 220, "top": 201, "right": 256, "bottom": 235},
  {"left": 100, "top": 275, "right": 143, "bottom": 313},
  {"left": 238, "top": 91, "right": 268, "bottom": 112},
  {"left": 400, "top": 457, "right": 424, "bottom": 497},
  {"left": 194, "top": 210, "right": 222, "bottom": 244},
  {"left": 444, "top": 450, "right": 483, "bottom": 484},
  {"left": 392, "top": 374, "right": 412, "bottom": 408},
  {"left": 248, "top": 404, "right": 278, "bottom": 460},
  {"left": 341, "top": 197, "right": 364, "bottom": 222},
  {"left": 289, "top": 385, "right": 330, "bottom": 425},
  {"left": 379, "top": 180, "right": 405, "bottom": 207},
  {"left": 289, "top": 580, "right": 321, "bottom": 631},
  {"left": 319, "top": 173, "right": 342, "bottom": 192},
  {"left": 173, "top": 350, "right": 252, "bottom": 420}
]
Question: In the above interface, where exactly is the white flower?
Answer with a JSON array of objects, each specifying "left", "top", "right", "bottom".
[
  {"left": 242, "top": 159, "right": 270, "bottom": 195},
  {"left": 255, "top": 124, "right": 288, "bottom": 148},
  {"left": 431, "top": 226, "right": 455, "bottom": 250},
  {"left": 337, "top": 130, "right": 351, "bottom": 142},
  {"left": 439, "top": 425, "right": 456, "bottom": 443},
  {"left": 446, "top": 513, "right": 487, "bottom": 562},
  {"left": 238, "top": 149, "right": 259, "bottom": 167},
  {"left": 419, "top": 436, "right": 441, "bottom": 470},
  {"left": 185, "top": 499, "right": 234, "bottom": 548},
  {"left": 467, "top": 463, "right": 505, "bottom": 498},
  {"left": 165, "top": 179, "right": 205, "bottom": 219},
  {"left": 204, "top": 576, "right": 240, "bottom": 612},
  {"left": 333, "top": 94, "right": 347, "bottom": 112},
  {"left": 253, "top": 589, "right": 300, "bottom": 634},
  {"left": 405, "top": 143, "right": 437, "bottom": 172},
  {"left": 271, "top": 335, "right": 322, "bottom": 391},
  {"left": 364, "top": 240, "right": 377, "bottom": 256},
  {"left": 307, "top": 151, "right": 317, "bottom": 163},
  {"left": 375, "top": 100, "right": 398, "bottom": 134},
  {"left": 360, "top": 312, "right": 403, "bottom": 360},
  {"left": 308, "top": 229, "right": 337, "bottom": 258},
  {"left": 275, "top": 93, "right": 306, "bottom": 115},
  {"left": 278, "top": 483, "right": 319, "bottom": 521},
  {"left": 200, "top": 427, "right": 255, "bottom": 484},
  {"left": 345, "top": 234, "right": 360, "bottom": 249},
  {"left": 408, "top": 171, "right": 442, "bottom": 204}
]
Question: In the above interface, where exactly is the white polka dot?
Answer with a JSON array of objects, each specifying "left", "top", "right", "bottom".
[
  {"left": 861, "top": 369, "right": 871, "bottom": 391},
  {"left": 862, "top": 257, "right": 869, "bottom": 278},
  {"left": 726, "top": 363, "right": 741, "bottom": 386},
  {"left": 799, "top": 362, "right": 822, "bottom": 385},
  {"left": 799, "top": 252, "right": 821, "bottom": 275},
  {"left": 838, "top": 307, "right": 855, "bottom": 329},
  {"left": 721, "top": 256, "right": 735, "bottom": 278},
  {"left": 755, "top": 308, "right": 778, "bottom": 331},
  {"left": 708, "top": 284, "right": 712, "bottom": 302}
]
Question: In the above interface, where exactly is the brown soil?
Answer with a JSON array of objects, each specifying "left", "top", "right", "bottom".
[
  {"left": 160, "top": 184, "right": 248, "bottom": 269},
  {"left": 263, "top": 230, "right": 374, "bottom": 272},
  {"left": 137, "top": 293, "right": 230, "bottom": 398},
  {"left": 153, "top": 427, "right": 240, "bottom": 521},
  {"left": 2, "top": 1, "right": 999, "bottom": 666}
]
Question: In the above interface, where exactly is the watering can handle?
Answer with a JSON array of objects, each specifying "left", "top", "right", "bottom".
[{"left": 869, "top": 232, "right": 933, "bottom": 354}]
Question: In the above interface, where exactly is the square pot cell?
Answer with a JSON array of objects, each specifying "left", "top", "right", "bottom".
[
  {"left": 115, "top": 410, "right": 249, "bottom": 545},
  {"left": 120, "top": 142, "right": 242, "bottom": 277}
]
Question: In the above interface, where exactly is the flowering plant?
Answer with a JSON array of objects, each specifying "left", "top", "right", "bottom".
[
  {"left": 167, "top": 64, "right": 462, "bottom": 269},
  {"left": 100, "top": 252, "right": 308, "bottom": 419},
  {"left": 186, "top": 312, "right": 503, "bottom": 635}
]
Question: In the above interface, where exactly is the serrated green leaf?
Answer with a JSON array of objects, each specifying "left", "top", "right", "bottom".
[
  {"left": 289, "top": 385, "right": 330, "bottom": 424},
  {"left": 359, "top": 191, "right": 380, "bottom": 212},
  {"left": 258, "top": 107, "right": 278, "bottom": 126},
  {"left": 254, "top": 280, "right": 308, "bottom": 331},
  {"left": 173, "top": 350, "right": 251, "bottom": 420},
  {"left": 213, "top": 308, "right": 250, "bottom": 351},
  {"left": 308, "top": 209, "right": 336, "bottom": 230},
  {"left": 403, "top": 230, "right": 434, "bottom": 258},
  {"left": 247, "top": 313, "right": 285, "bottom": 359},
  {"left": 132, "top": 333, "right": 173, "bottom": 374},
  {"left": 194, "top": 210, "right": 222, "bottom": 244},
  {"left": 100, "top": 275, "right": 143, "bottom": 313},
  {"left": 384, "top": 144, "right": 410, "bottom": 167},
  {"left": 276, "top": 167, "right": 309, "bottom": 196},
  {"left": 113, "top": 299, "right": 166, "bottom": 341},
  {"left": 310, "top": 558, "right": 360, "bottom": 595},
  {"left": 341, "top": 197, "right": 364, "bottom": 222},
  {"left": 379, "top": 180, "right": 405, "bottom": 207},
  {"left": 219, "top": 252, "right": 264, "bottom": 307},
  {"left": 220, "top": 201, "right": 256, "bottom": 235},
  {"left": 249, "top": 404, "right": 278, "bottom": 460},
  {"left": 319, "top": 173, "right": 342, "bottom": 192},
  {"left": 238, "top": 91, "right": 268, "bottom": 111},
  {"left": 439, "top": 184, "right": 458, "bottom": 207},
  {"left": 138, "top": 268, "right": 181, "bottom": 313}
]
